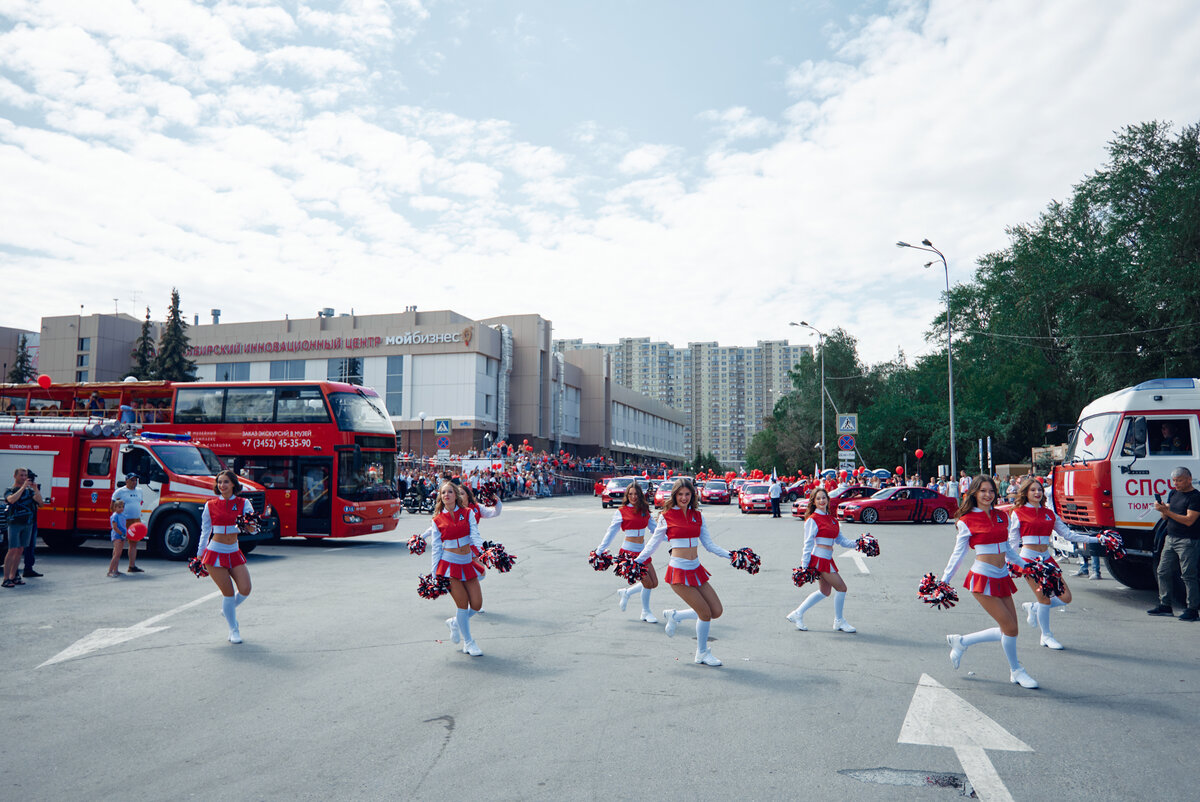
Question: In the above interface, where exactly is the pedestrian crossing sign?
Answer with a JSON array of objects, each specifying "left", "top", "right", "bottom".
[
  {"left": 434, "top": 418, "right": 451, "bottom": 435},
  {"left": 837, "top": 414, "right": 858, "bottom": 434}
]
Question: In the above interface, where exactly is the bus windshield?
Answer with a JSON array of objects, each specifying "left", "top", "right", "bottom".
[
  {"left": 1065, "top": 413, "right": 1122, "bottom": 462},
  {"left": 152, "top": 444, "right": 226, "bottom": 476},
  {"left": 338, "top": 452, "right": 398, "bottom": 501},
  {"left": 327, "top": 391, "right": 395, "bottom": 435}
]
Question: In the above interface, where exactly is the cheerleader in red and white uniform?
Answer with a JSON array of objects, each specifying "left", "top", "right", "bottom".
[
  {"left": 786, "top": 487, "right": 860, "bottom": 632},
  {"left": 1009, "top": 477, "right": 1099, "bottom": 650},
  {"left": 422, "top": 482, "right": 485, "bottom": 656},
  {"left": 196, "top": 469, "right": 256, "bottom": 644},
  {"left": 595, "top": 481, "right": 658, "bottom": 623},
  {"left": 635, "top": 479, "right": 730, "bottom": 667},
  {"left": 941, "top": 476, "right": 1038, "bottom": 688},
  {"left": 463, "top": 483, "right": 501, "bottom": 611}
]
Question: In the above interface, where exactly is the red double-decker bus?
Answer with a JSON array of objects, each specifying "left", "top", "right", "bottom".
[{"left": 0, "top": 380, "right": 400, "bottom": 539}]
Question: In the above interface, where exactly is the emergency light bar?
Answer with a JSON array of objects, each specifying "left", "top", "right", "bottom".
[{"left": 139, "top": 432, "right": 192, "bottom": 441}]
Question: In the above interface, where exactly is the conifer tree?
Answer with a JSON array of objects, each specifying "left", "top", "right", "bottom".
[
  {"left": 6, "top": 334, "right": 35, "bottom": 383},
  {"left": 153, "top": 289, "right": 196, "bottom": 381},
  {"left": 129, "top": 307, "right": 157, "bottom": 379}
]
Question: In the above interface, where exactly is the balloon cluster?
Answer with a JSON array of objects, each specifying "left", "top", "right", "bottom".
[
  {"left": 187, "top": 557, "right": 209, "bottom": 579},
  {"left": 480, "top": 540, "right": 516, "bottom": 573},
  {"left": 235, "top": 511, "right": 263, "bottom": 535},
  {"left": 855, "top": 534, "right": 880, "bottom": 557},
  {"left": 917, "top": 572, "right": 959, "bottom": 609},
  {"left": 792, "top": 565, "right": 821, "bottom": 587},
  {"left": 729, "top": 547, "right": 761, "bottom": 574},
  {"left": 406, "top": 533, "right": 427, "bottom": 556},
  {"left": 1097, "top": 530, "right": 1125, "bottom": 560},
  {"left": 613, "top": 553, "right": 648, "bottom": 584},
  {"left": 417, "top": 573, "right": 451, "bottom": 600},
  {"left": 588, "top": 549, "right": 614, "bottom": 572},
  {"left": 1024, "top": 557, "right": 1065, "bottom": 598}
]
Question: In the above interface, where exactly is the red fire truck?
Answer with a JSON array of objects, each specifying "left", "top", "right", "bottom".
[
  {"left": 0, "top": 416, "right": 273, "bottom": 559},
  {"left": 1051, "top": 378, "right": 1200, "bottom": 589}
]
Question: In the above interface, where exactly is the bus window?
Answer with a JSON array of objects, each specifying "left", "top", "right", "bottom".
[
  {"left": 0, "top": 394, "right": 27, "bottom": 413},
  {"left": 327, "top": 391, "right": 394, "bottom": 435},
  {"left": 275, "top": 387, "right": 330, "bottom": 423},
  {"left": 338, "top": 451, "right": 397, "bottom": 501},
  {"left": 225, "top": 387, "right": 276, "bottom": 424},
  {"left": 228, "top": 457, "right": 296, "bottom": 490},
  {"left": 175, "top": 388, "right": 225, "bottom": 423}
]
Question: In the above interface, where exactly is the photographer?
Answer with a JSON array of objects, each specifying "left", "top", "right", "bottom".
[{"left": 4, "top": 468, "right": 44, "bottom": 589}]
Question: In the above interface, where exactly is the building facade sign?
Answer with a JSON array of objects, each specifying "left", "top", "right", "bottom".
[{"left": 185, "top": 329, "right": 467, "bottom": 358}]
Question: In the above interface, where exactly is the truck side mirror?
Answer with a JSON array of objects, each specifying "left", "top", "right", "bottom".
[{"left": 1130, "top": 416, "right": 1148, "bottom": 458}]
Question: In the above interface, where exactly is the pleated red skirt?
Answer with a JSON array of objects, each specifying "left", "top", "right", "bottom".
[
  {"left": 200, "top": 549, "right": 247, "bottom": 568},
  {"left": 963, "top": 570, "right": 1018, "bottom": 597},
  {"left": 809, "top": 556, "right": 838, "bottom": 574},
  {"left": 665, "top": 563, "right": 711, "bottom": 587},
  {"left": 437, "top": 559, "right": 486, "bottom": 581}
]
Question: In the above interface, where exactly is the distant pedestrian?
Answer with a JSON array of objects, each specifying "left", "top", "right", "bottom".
[
  {"left": 1147, "top": 467, "right": 1200, "bottom": 621},
  {"left": 4, "top": 467, "right": 43, "bottom": 588},
  {"left": 769, "top": 476, "right": 783, "bottom": 518},
  {"left": 106, "top": 498, "right": 128, "bottom": 577}
]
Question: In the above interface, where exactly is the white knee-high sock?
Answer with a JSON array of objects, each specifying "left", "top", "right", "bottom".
[
  {"left": 234, "top": 592, "right": 248, "bottom": 607},
  {"left": 961, "top": 627, "right": 1001, "bottom": 648},
  {"left": 1049, "top": 597, "right": 1067, "bottom": 609},
  {"left": 467, "top": 609, "right": 478, "bottom": 618},
  {"left": 1037, "top": 603, "right": 1053, "bottom": 637},
  {"left": 456, "top": 608, "right": 473, "bottom": 643},
  {"left": 673, "top": 608, "right": 698, "bottom": 623},
  {"left": 1000, "top": 634, "right": 1021, "bottom": 670},
  {"left": 1028, "top": 601, "right": 1044, "bottom": 630},
  {"left": 625, "top": 582, "right": 644, "bottom": 597},
  {"left": 640, "top": 587, "right": 653, "bottom": 613},
  {"left": 833, "top": 590, "right": 847, "bottom": 619},
  {"left": 792, "top": 590, "right": 826, "bottom": 617},
  {"left": 222, "top": 595, "right": 238, "bottom": 629},
  {"left": 696, "top": 619, "right": 710, "bottom": 652}
]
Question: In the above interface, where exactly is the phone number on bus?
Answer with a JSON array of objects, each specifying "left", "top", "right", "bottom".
[{"left": 241, "top": 437, "right": 313, "bottom": 449}]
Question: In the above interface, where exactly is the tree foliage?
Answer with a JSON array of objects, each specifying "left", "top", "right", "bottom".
[
  {"left": 129, "top": 307, "right": 157, "bottom": 380},
  {"left": 7, "top": 334, "right": 35, "bottom": 384},
  {"left": 153, "top": 289, "right": 196, "bottom": 382},
  {"left": 688, "top": 451, "right": 725, "bottom": 475}
]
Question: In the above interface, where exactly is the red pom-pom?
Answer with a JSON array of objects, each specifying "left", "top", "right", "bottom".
[
  {"left": 856, "top": 534, "right": 880, "bottom": 557},
  {"left": 917, "top": 572, "right": 958, "bottom": 609},
  {"left": 235, "top": 511, "right": 262, "bottom": 535},
  {"left": 729, "top": 547, "right": 761, "bottom": 574},
  {"left": 588, "top": 549, "right": 614, "bottom": 571},
  {"left": 1025, "top": 557, "right": 1065, "bottom": 598},
  {"left": 1007, "top": 561, "right": 1027, "bottom": 579},
  {"left": 613, "top": 553, "right": 648, "bottom": 585},
  {"left": 480, "top": 540, "right": 516, "bottom": 573},
  {"left": 417, "top": 573, "right": 451, "bottom": 599},
  {"left": 792, "top": 565, "right": 821, "bottom": 587},
  {"left": 187, "top": 557, "right": 209, "bottom": 579},
  {"left": 407, "top": 534, "right": 427, "bottom": 556},
  {"left": 1097, "top": 530, "right": 1125, "bottom": 560}
]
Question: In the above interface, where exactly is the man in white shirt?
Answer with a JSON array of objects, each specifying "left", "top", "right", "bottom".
[
  {"left": 112, "top": 473, "right": 145, "bottom": 573},
  {"left": 768, "top": 477, "right": 783, "bottom": 518},
  {"left": 958, "top": 470, "right": 971, "bottom": 497}
]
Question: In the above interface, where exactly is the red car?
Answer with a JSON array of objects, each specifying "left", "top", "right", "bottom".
[
  {"left": 601, "top": 477, "right": 636, "bottom": 508},
  {"left": 738, "top": 483, "right": 772, "bottom": 514},
  {"left": 699, "top": 480, "right": 731, "bottom": 505},
  {"left": 792, "top": 484, "right": 878, "bottom": 518},
  {"left": 837, "top": 486, "right": 957, "bottom": 524}
]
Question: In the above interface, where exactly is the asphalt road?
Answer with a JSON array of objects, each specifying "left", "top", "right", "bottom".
[{"left": 3, "top": 497, "right": 1196, "bottom": 801}]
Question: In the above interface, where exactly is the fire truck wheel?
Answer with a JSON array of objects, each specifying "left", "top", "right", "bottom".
[
  {"left": 932, "top": 507, "right": 949, "bottom": 524},
  {"left": 153, "top": 514, "right": 199, "bottom": 561},
  {"left": 1104, "top": 555, "right": 1157, "bottom": 590},
  {"left": 42, "top": 533, "right": 85, "bottom": 552}
]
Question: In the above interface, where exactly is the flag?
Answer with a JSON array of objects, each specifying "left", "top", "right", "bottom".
[
  {"left": 771, "top": 467, "right": 778, "bottom": 482},
  {"left": 1045, "top": 423, "right": 1058, "bottom": 433}
]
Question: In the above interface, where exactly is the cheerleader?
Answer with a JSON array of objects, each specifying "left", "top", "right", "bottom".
[
  {"left": 423, "top": 482, "right": 485, "bottom": 656},
  {"left": 941, "top": 476, "right": 1038, "bottom": 688},
  {"left": 595, "top": 481, "right": 659, "bottom": 623},
  {"left": 635, "top": 479, "right": 730, "bottom": 667},
  {"left": 463, "top": 482, "right": 501, "bottom": 612},
  {"left": 1009, "top": 477, "right": 1098, "bottom": 650},
  {"left": 196, "top": 469, "right": 257, "bottom": 644},
  {"left": 786, "top": 487, "right": 859, "bottom": 632}
]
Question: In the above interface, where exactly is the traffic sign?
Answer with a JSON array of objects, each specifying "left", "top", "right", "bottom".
[
  {"left": 837, "top": 414, "right": 858, "bottom": 434},
  {"left": 434, "top": 418, "right": 451, "bottom": 435},
  {"left": 436, "top": 436, "right": 450, "bottom": 449},
  {"left": 839, "top": 459, "right": 855, "bottom": 473},
  {"left": 838, "top": 450, "right": 856, "bottom": 460},
  {"left": 837, "top": 434, "right": 855, "bottom": 451}
]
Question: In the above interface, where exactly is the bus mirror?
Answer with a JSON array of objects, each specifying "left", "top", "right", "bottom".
[{"left": 1130, "top": 416, "right": 1147, "bottom": 458}]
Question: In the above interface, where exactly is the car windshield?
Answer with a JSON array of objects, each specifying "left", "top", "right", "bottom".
[
  {"left": 1065, "top": 412, "right": 1122, "bottom": 462},
  {"left": 327, "top": 390, "right": 395, "bottom": 435},
  {"left": 607, "top": 478, "right": 634, "bottom": 490},
  {"left": 705, "top": 481, "right": 727, "bottom": 490},
  {"left": 871, "top": 488, "right": 899, "bottom": 499},
  {"left": 746, "top": 484, "right": 768, "bottom": 493},
  {"left": 152, "top": 444, "right": 226, "bottom": 476}
]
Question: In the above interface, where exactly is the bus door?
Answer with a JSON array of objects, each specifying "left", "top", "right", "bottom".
[
  {"left": 76, "top": 443, "right": 117, "bottom": 530},
  {"left": 297, "top": 457, "right": 332, "bottom": 535}
]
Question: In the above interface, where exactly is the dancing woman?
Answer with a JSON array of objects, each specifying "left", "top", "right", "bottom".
[
  {"left": 424, "top": 482, "right": 486, "bottom": 656},
  {"left": 196, "top": 469, "right": 256, "bottom": 644},
  {"left": 786, "top": 487, "right": 860, "bottom": 632},
  {"left": 1009, "top": 477, "right": 1098, "bottom": 650},
  {"left": 595, "top": 481, "right": 659, "bottom": 622},
  {"left": 941, "top": 475, "right": 1038, "bottom": 688}
]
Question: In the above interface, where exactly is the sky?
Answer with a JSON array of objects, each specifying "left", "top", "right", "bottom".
[{"left": 2, "top": 0, "right": 1199, "bottom": 364}]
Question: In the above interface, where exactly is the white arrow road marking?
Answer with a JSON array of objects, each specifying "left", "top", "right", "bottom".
[
  {"left": 39, "top": 591, "right": 221, "bottom": 668},
  {"left": 837, "top": 550, "right": 870, "bottom": 574},
  {"left": 899, "top": 673, "right": 1032, "bottom": 802}
]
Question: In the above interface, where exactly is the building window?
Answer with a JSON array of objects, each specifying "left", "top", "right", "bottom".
[
  {"left": 76, "top": 370, "right": 88, "bottom": 382},
  {"left": 327, "top": 358, "right": 363, "bottom": 386},
  {"left": 77, "top": 354, "right": 89, "bottom": 367},
  {"left": 485, "top": 394, "right": 494, "bottom": 415},
  {"left": 78, "top": 337, "right": 91, "bottom": 351},
  {"left": 215, "top": 362, "right": 250, "bottom": 381},
  {"left": 270, "top": 359, "right": 305, "bottom": 380},
  {"left": 385, "top": 355, "right": 403, "bottom": 416}
]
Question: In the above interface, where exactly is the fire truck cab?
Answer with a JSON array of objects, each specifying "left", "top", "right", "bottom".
[
  {"left": 0, "top": 416, "right": 273, "bottom": 560},
  {"left": 1052, "top": 378, "right": 1200, "bottom": 589}
]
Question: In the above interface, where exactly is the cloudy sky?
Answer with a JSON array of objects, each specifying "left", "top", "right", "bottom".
[{"left": 2, "top": 0, "right": 1198, "bottom": 363}]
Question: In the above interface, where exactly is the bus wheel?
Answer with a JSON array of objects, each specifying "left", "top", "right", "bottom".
[
  {"left": 153, "top": 514, "right": 199, "bottom": 561},
  {"left": 1105, "top": 555, "right": 1157, "bottom": 590},
  {"left": 42, "top": 533, "right": 85, "bottom": 552}
]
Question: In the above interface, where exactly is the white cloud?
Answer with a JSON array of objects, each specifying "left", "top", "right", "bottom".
[{"left": 617, "top": 144, "right": 674, "bottom": 175}]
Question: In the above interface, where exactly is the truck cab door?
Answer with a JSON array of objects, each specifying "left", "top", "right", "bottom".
[
  {"left": 76, "top": 444, "right": 116, "bottom": 531},
  {"left": 120, "top": 446, "right": 166, "bottom": 520}
]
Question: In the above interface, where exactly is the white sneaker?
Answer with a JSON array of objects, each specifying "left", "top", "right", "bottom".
[
  {"left": 1023, "top": 601, "right": 1036, "bottom": 626},
  {"left": 463, "top": 640, "right": 482, "bottom": 657},
  {"left": 947, "top": 634, "right": 964, "bottom": 669},
  {"left": 617, "top": 588, "right": 629, "bottom": 612},
  {"left": 786, "top": 610, "right": 807, "bottom": 631},
  {"left": 640, "top": 610, "right": 658, "bottom": 623},
  {"left": 228, "top": 628, "right": 242, "bottom": 645},
  {"left": 694, "top": 649, "right": 722, "bottom": 666},
  {"left": 1010, "top": 667, "right": 1039, "bottom": 688},
  {"left": 1040, "top": 633, "right": 1064, "bottom": 650},
  {"left": 445, "top": 617, "right": 461, "bottom": 644},
  {"left": 663, "top": 609, "right": 678, "bottom": 637},
  {"left": 833, "top": 618, "right": 857, "bottom": 633}
]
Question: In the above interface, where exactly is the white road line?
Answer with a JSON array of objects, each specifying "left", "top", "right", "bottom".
[
  {"left": 38, "top": 591, "right": 221, "bottom": 669},
  {"left": 837, "top": 550, "right": 870, "bottom": 574},
  {"left": 527, "top": 516, "right": 565, "bottom": 523}
]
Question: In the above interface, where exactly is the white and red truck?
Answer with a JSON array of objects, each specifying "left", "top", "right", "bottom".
[
  {"left": 0, "top": 416, "right": 273, "bottom": 559},
  {"left": 1051, "top": 378, "right": 1200, "bottom": 589}
]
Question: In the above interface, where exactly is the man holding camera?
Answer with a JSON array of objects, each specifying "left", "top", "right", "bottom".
[{"left": 4, "top": 468, "right": 44, "bottom": 588}]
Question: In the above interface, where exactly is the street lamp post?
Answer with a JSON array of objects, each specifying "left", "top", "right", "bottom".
[
  {"left": 791, "top": 321, "right": 826, "bottom": 473},
  {"left": 896, "top": 239, "right": 958, "bottom": 498},
  {"left": 418, "top": 411, "right": 427, "bottom": 463}
]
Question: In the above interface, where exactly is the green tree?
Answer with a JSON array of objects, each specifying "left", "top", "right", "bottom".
[
  {"left": 153, "top": 289, "right": 196, "bottom": 382},
  {"left": 6, "top": 334, "right": 36, "bottom": 384},
  {"left": 129, "top": 307, "right": 157, "bottom": 380},
  {"left": 688, "top": 451, "right": 725, "bottom": 475}
]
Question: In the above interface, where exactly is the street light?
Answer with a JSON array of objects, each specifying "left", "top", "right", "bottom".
[
  {"left": 418, "top": 411, "right": 427, "bottom": 463},
  {"left": 791, "top": 321, "right": 826, "bottom": 473},
  {"left": 896, "top": 238, "right": 958, "bottom": 498}
]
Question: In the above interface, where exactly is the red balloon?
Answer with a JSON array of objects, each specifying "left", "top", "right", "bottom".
[
  {"left": 915, "top": 449, "right": 924, "bottom": 460},
  {"left": 127, "top": 522, "right": 148, "bottom": 542},
  {"left": 36, "top": 374, "right": 52, "bottom": 389},
  {"left": 896, "top": 466, "right": 905, "bottom": 475}
]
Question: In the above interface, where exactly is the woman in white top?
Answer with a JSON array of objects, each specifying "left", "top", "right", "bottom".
[
  {"left": 786, "top": 488, "right": 860, "bottom": 632},
  {"left": 594, "top": 481, "right": 659, "bottom": 623}
]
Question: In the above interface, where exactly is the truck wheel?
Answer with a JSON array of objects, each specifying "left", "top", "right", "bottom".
[
  {"left": 932, "top": 508, "right": 949, "bottom": 524},
  {"left": 152, "top": 514, "right": 199, "bottom": 561},
  {"left": 861, "top": 508, "right": 879, "bottom": 524},
  {"left": 1105, "top": 555, "right": 1157, "bottom": 590},
  {"left": 42, "top": 533, "right": 85, "bottom": 552}
]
